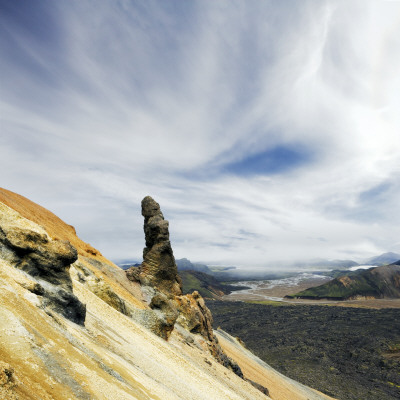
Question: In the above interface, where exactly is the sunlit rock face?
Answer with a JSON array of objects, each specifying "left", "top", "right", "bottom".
[
  {"left": 138, "top": 196, "right": 182, "bottom": 297},
  {"left": 175, "top": 290, "right": 214, "bottom": 341}
]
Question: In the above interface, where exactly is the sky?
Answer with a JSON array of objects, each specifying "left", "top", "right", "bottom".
[{"left": 1, "top": 0, "right": 400, "bottom": 269}]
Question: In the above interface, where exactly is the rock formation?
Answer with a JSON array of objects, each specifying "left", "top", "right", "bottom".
[
  {"left": 0, "top": 202, "right": 86, "bottom": 324},
  {"left": 136, "top": 196, "right": 182, "bottom": 297},
  {"left": 125, "top": 196, "right": 183, "bottom": 338},
  {"left": 175, "top": 290, "right": 214, "bottom": 340},
  {"left": 126, "top": 196, "right": 244, "bottom": 376},
  {"left": 0, "top": 361, "right": 18, "bottom": 400}
]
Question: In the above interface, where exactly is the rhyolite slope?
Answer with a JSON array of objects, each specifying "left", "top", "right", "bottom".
[{"left": 0, "top": 188, "right": 334, "bottom": 400}]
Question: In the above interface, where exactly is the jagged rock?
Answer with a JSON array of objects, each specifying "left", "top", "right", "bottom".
[
  {"left": 43, "top": 287, "right": 86, "bottom": 325},
  {"left": 126, "top": 266, "right": 141, "bottom": 282},
  {"left": 213, "top": 342, "right": 244, "bottom": 378},
  {"left": 174, "top": 291, "right": 243, "bottom": 377},
  {"left": 0, "top": 205, "right": 86, "bottom": 325},
  {"left": 0, "top": 226, "right": 77, "bottom": 289},
  {"left": 245, "top": 379, "right": 270, "bottom": 396},
  {"left": 149, "top": 293, "right": 179, "bottom": 338},
  {"left": 175, "top": 291, "right": 214, "bottom": 341},
  {"left": 71, "top": 259, "right": 179, "bottom": 338},
  {"left": 136, "top": 196, "right": 182, "bottom": 297},
  {"left": 0, "top": 362, "right": 16, "bottom": 389}
]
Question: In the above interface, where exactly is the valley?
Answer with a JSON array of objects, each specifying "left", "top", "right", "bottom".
[
  {"left": 223, "top": 273, "right": 332, "bottom": 302},
  {"left": 207, "top": 300, "right": 400, "bottom": 400}
]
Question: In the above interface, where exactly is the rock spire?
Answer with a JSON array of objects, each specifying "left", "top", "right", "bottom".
[{"left": 138, "top": 196, "right": 182, "bottom": 297}]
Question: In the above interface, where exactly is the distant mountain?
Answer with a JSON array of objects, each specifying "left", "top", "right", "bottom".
[
  {"left": 364, "top": 252, "right": 400, "bottom": 266},
  {"left": 292, "top": 259, "right": 359, "bottom": 269},
  {"left": 116, "top": 260, "right": 141, "bottom": 270},
  {"left": 179, "top": 270, "right": 242, "bottom": 299},
  {"left": 176, "top": 258, "right": 212, "bottom": 273},
  {"left": 288, "top": 264, "right": 400, "bottom": 300}
]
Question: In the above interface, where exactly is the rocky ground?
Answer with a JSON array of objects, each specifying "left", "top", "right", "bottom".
[{"left": 207, "top": 300, "right": 400, "bottom": 400}]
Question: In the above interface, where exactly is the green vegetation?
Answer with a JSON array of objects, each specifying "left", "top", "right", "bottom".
[
  {"left": 387, "top": 343, "right": 400, "bottom": 353},
  {"left": 288, "top": 265, "right": 400, "bottom": 300},
  {"left": 287, "top": 274, "right": 379, "bottom": 299},
  {"left": 179, "top": 270, "right": 245, "bottom": 299}
]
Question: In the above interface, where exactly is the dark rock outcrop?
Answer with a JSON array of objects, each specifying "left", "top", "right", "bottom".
[
  {"left": 125, "top": 196, "right": 182, "bottom": 338},
  {"left": 0, "top": 216, "right": 86, "bottom": 324},
  {"left": 245, "top": 379, "right": 270, "bottom": 396},
  {"left": 127, "top": 196, "right": 182, "bottom": 297},
  {"left": 0, "top": 226, "right": 77, "bottom": 289},
  {"left": 43, "top": 287, "right": 86, "bottom": 325}
]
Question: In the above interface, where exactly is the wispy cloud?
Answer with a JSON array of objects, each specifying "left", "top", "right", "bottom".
[{"left": 1, "top": 1, "right": 400, "bottom": 267}]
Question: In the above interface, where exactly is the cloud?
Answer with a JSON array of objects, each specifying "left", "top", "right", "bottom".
[{"left": 1, "top": 1, "right": 400, "bottom": 267}]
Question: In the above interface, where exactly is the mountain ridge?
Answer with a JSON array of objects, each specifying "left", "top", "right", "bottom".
[
  {"left": 364, "top": 252, "right": 400, "bottom": 266},
  {"left": 288, "top": 264, "right": 400, "bottom": 300}
]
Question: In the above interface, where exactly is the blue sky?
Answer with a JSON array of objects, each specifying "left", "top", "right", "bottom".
[{"left": 1, "top": 0, "right": 400, "bottom": 268}]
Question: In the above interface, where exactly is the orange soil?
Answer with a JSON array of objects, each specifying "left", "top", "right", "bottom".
[{"left": 0, "top": 187, "right": 112, "bottom": 264}]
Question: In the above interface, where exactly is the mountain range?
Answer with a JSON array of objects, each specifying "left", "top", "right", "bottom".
[
  {"left": 288, "top": 264, "right": 400, "bottom": 300},
  {"left": 364, "top": 252, "right": 400, "bottom": 266}
]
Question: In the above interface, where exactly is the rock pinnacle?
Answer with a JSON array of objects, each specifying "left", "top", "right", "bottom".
[{"left": 139, "top": 196, "right": 182, "bottom": 297}]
